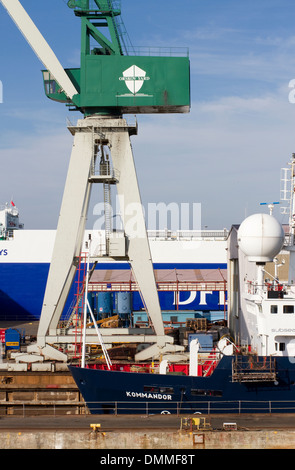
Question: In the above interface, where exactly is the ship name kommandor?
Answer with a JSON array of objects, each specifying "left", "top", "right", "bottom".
[{"left": 126, "top": 391, "right": 172, "bottom": 400}]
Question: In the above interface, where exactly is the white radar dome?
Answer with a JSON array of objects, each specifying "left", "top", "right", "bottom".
[{"left": 237, "top": 213, "right": 284, "bottom": 262}]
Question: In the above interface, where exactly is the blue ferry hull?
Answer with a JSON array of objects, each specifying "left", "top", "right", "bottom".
[
  {"left": 0, "top": 262, "right": 226, "bottom": 321},
  {"left": 68, "top": 356, "right": 295, "bottom": 414}
]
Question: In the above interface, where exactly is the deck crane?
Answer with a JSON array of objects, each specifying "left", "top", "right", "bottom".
[{"left": 0, "top": 0, "right": 190, "bottom": 362}]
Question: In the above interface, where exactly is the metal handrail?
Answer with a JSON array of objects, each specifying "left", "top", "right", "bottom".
[
  {"left": 2, "top": 399, "right": 295, "bottom": 416},
  {"left": 2, "top": 398, "right": 295, "bottom": 416},
  {"left": 147, "top": 229, "right": 228, "bottom": 240},
  {"left": 125, "top": 46, "right": 189, "bottom": 57},
  {"left": 83, "top": 399, "right": 295, "bottom": 415}
]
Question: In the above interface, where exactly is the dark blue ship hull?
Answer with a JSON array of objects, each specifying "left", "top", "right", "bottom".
[{"left": 68, "top": 355, "right": 295, "bottom": 414}]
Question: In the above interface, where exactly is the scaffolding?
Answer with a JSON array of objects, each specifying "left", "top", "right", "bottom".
[{"left": 232, "top": 356, "right": 277, "bottom": 383}]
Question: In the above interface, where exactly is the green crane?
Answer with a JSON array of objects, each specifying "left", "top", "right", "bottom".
[
  {"left": 42, "top": 0, "right": 190, "bottom": 115},
  {"left": 0, "top": 0, "right": 190, "bottom": 363}
]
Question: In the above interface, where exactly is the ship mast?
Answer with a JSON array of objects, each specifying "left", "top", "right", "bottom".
[
  {"left": 280, "top": 153, "right": 295, "bottom": 247},
  {"left": 280, "top": 153, "right": 295, "bottom": 284},
  {"left": 288, "top": 154, "right": 295, "bottom": 247}
]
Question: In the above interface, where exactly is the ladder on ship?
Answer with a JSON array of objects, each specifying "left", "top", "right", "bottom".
[
  {"left": 67, "top": 249, "right": 112, "bottom": 368},
  {"left": 63, "top": 254, "right": 97, "bottom": 330},
  {"left": 100, "top": 145, "right": 112, "bottom": 255}
]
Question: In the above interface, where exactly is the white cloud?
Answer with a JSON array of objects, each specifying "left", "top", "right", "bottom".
[{"left": 131, "top": 86, "right": 295, "bottom": 229}]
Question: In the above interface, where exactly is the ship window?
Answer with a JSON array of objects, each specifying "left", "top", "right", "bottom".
[
  {"left": 191, "top": 389, "right": 206, "bottom": 396},
  {"left": 283, "top": 305, "right": 294, "bottom": 314},
  {"left": 191, "top": 389, "right": 222, "bottom": 397},
  {"left": 276, "top": 342, "right": 286, "bottom": 351},
  {"left": 144, "top": 385, "right": 174, "bottom": 394},
  {"left": 270, "top": 305, "right": 278, "bottom": 314}
]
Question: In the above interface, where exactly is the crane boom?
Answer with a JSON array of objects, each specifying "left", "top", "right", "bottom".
[{"left": 0, "top": 0, "right": 78, "bottom": 100}]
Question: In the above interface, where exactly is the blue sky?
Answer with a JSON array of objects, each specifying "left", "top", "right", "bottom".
[{"left": 1, "top": 0, "right": 295, "bottom": 230}]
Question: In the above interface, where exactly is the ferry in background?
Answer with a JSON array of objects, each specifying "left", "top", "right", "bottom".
[{"left": 0, "top": 202, "right": 228, "bottom": 324}]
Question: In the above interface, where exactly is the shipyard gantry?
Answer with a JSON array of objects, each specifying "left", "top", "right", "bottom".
[{"left": 0, "top": 0, "right": 190, "bottom": 366}]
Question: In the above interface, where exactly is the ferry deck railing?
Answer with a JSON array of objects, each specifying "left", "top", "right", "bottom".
[{"left": 147, "top": 229, "right": 228, "bottom": 241}]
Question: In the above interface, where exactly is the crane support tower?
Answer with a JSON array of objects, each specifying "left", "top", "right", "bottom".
[{"left": 0, "top": 0, "right": 190, "bottom": 362}]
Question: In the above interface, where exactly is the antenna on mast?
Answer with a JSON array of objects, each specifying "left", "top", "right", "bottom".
[
  {"left": 282, "top": 153, "right": 295, "bottom": 247},
  {"left": 260, "top": 201, "right": 280, "bottom": 216}
]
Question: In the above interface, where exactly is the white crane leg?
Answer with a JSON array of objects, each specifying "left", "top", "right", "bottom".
[
  {"left": 37, "top": 130, "right": 93, "bottom": 346},
  {"left": 104, "top": 119, "right": 165, "bottom": 340},
  {"left": 37, "top": 116, "right": 169, "bottom": 354}
]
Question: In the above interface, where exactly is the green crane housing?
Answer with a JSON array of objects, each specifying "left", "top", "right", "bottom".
[{"left": 42, "top": 0, "right": 190, "bottom": 115}]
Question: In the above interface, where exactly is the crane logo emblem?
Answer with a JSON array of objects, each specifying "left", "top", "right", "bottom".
[{"left": 119, "top": 65, "right": 150, "bottom": 95}]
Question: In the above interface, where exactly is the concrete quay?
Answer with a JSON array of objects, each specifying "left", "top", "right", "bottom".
[{"left": 0, "top": 414, "right": 295, "bottom": 449}]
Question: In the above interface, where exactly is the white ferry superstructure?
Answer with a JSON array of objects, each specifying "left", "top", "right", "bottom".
[{"left": 0, "top": 206, "right": 228, "bottom": 323}]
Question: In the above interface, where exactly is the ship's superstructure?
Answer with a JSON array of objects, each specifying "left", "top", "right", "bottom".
[
  {"left": 227, "top": 213, "right": 291, "bottom": 356},
  {"left": 0, "top": 203, "right": 23, "bottom": 240},
  {"left": 228, "top": 154, "right": 295, "bottom": 357}
]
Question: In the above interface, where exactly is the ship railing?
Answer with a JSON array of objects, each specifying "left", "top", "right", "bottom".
[
  {"left": 90, "top": 166, "right": 120, "bottom": 182},
  {"left": 147, "top": 229, "right": 228, "bottom": 240},
  {"left": 81, "top": 399, "right": 295, "bottom": 416},
  {"left": 88, "top": 280, "right": 227, "bottom": 292},
  {"left": 3, "top": 399, "right": 295, "bottom": 415},
  {"left": 246, "top": 279, "right": 287, "bottom": 298},
  {"left": 246, "top": 281, "right": 274, "bottom": 296}
]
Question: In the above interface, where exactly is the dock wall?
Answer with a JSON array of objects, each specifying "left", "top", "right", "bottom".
[{"left": 0, "top": 429, "right": 295, "bottom": 449}]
